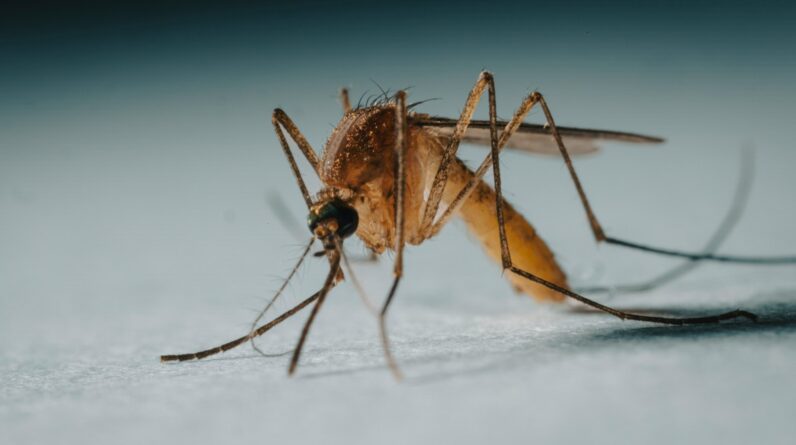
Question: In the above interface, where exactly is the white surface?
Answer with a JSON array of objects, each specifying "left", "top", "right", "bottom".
[{"left": 2, "top": 271, "right": 796, "bottom": 445}]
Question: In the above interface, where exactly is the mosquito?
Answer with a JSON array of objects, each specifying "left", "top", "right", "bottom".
[{"left": 161, "top": 72, "right": 796, "bottom": 380}]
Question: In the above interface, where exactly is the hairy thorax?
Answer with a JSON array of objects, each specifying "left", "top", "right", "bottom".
[{"left": 319, "top": 105, "right": 445, "bottom": 252}]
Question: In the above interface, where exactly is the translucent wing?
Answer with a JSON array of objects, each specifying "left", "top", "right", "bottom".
[{"left": 413, "top": 116, "right": 663, "bottom": 156}]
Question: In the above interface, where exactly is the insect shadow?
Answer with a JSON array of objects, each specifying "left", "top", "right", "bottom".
[{"left": 297, "top": 289, "right": 796, "bottom": 383}]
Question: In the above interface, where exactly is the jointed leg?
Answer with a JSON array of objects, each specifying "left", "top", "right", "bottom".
[
  {"left": 509, "top": 267, "right": 755, "bottom": 324},
  {"left": 163, "top": 110, "right": 328, "bottom": 365},
  {"left": 249, "top": 238, "right": 315, "bottom": 356},
  {"left": 287, "top": 250, "right": 342, "bottom": 375},
  {"left": 534, "top": 95, "right": 605, "bottom": 241},
  {"left": 419, "top": 71, "right": 496, "bottom": 237},
  {"left": 378, "top": 90, "right": 409, "bottom": 381},
  {"left": 424, "top": 78, "right": 543, "bottom": 238},
  {"left": 576, "top": 148, "right": 755, "bottom": 295},
  {"left": 238, "top": 111, "right": 326, "bottom": 354},
  {"left": 160, "top": 290, "right": 324, "bottom": 362},
  {"left": 536, "top": 94, "right": 796, "bottom": 264},
  {"left": 425, "top": 74, "right": 796, "bottom": 264},
  {"left": 484, "top": 111, "right": 756, "bottom": 324},
  {"left": 272, "top": 108, "right": 322, "bottom": 208}
]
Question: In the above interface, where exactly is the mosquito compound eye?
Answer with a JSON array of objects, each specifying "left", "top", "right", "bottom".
[
  {"left": 334, "top": 203, "right": 359, "bottom": 238},
  {"left": 307, "top": 200, "right": 359, "bottom": 238}
]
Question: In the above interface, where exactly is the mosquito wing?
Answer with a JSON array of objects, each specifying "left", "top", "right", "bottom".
[{"left": 413, "top": 116, "right": 663, "bottom": 156}]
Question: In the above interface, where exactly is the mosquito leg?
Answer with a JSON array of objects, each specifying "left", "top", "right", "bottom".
[
  {"left": 529, "top": 95, "right": 606, "bottom": 241},
  {"left": 340, "top": 88, "right": 352, "bottom": 113},
  {"left": 287, "top": 251, "right": 342, "bottom": 375},
  {"left": 576, "top": 148, "right": 754, "bottom": 295},
  {"left": 161, "top": 111, "right": 323, "bottom": 364},
  {"left": 418, "top": 71, "right": 495, "bottom": 238},
  {"left": 160, "top": 290, "right": 323, "bottom": 362},
  {"left": 427, "top": 83, "right": 796, "bottom": 264},
  {"left": 535, "top": 96, "right": 796, "bottom": 264},
  {"left": 272, "top": 109, "right": 322, "bottom": 209},
  {"left": 511, "top": 266, "right": 756, "bottom": 324},
  {"left": 484, "top": 112, "right": 757, "bottom": 324},
  {"left": 249, "top": 112, "right": 325, "bottom": 356},
  {"left": 380, "top": 274, "right": 404, "bottom": 379},
  {"left": 375, "top": 90, "right": 410, "bottom": 381},
  {"left": 249, "top": 238, "right": 315, "bottom": 356},
  {"left": 425, "top": 85, "right": 542, "bottom": 238}
]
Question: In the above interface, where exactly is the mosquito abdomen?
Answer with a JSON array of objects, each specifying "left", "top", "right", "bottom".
[{"left": 445, "top": 159, "right": 569, "bottom": 302}]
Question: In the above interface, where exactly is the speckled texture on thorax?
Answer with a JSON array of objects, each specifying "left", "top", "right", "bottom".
[{"left": 319, "top": 106, "right": 444, "bottom": 251}]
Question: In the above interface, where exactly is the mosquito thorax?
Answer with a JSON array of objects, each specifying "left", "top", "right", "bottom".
[{"left": 307, "top": 199, "right": 359, "bottom": 239}]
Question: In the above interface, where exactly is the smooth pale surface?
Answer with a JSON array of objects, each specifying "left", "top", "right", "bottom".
[
  {"left": 3, "top": 269, "right": 796, "bottom": 445},
  {"left": 2, "top": 2, "right": 796, "bottom": 444}
]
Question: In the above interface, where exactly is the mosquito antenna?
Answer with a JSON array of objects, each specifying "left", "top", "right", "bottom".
[
  {"left": 338, "top": 239, "right": 379, "bottom": 316},
  {"left": 160, "top": 290, "right": 323, "bottom": 362},
  {"left": 577, "top": 146, "right": 756, "bottom": 294},
  {"left": 248, "top": 237, "right": 315, "bottom": 356}
]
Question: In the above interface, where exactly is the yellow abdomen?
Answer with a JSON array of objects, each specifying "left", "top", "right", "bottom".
[{"left": 443, "top": 159, "right": 569, "bottom": 302}]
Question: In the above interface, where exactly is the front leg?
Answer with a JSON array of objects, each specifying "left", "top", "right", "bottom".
[
  {"left": 272, "top": 109, "right": 322, "bottom": 209},
  {"left": 378, "top": 90, "right": 409, "bottom": 381},
  {"left": 287, "top": 249, "right": 342, "bottom": 376}
]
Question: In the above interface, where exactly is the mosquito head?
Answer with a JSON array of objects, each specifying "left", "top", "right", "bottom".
[{"left": 308, "top": 199, "right": 359, "bottom": 240}]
